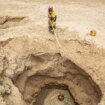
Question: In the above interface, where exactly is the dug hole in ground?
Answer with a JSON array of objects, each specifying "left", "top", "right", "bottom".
[{"left": 0, "top": 0, "right": 105, "bottom": 105}]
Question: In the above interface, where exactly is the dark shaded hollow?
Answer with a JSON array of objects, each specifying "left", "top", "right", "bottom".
[
  {"left": 34, "top": 83, "right": 79, "bottom": 105},
  {"left": 13, "top": 53, "right": 102, "bottom": 105},
  {"left": 24, "top": 74, "right": 102, "bottom": 105}
]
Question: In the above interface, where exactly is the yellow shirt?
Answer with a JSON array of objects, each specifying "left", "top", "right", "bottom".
[
  {"left": 50, "top": 21, "right": 56, "bottom": 27},
  {"left": 49, "top": 12, "right": 57, "bottom": 27},
  {"left": 51, "top": 12, "right": 57, "bottom": 18}
]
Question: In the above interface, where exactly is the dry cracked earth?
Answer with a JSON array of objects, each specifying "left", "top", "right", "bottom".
[{"left": 0, "top": 0, "right": 105, "bottom": 105}]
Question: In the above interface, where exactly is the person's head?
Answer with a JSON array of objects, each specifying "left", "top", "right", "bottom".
[{"left": 49, "top": 7, "right": 53, "bottom": 14}]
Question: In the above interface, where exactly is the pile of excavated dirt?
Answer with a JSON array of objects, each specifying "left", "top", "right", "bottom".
[
  {"left": 0, "top": 0, "right": 105, "bottom": 105},
  {"left": 0, "top": 16, "right": 29, "bottom": 29}
]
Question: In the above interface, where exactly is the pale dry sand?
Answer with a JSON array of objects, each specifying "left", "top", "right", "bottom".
[{"left": 0, "top": 0, "right": 105, "bottom": 105}]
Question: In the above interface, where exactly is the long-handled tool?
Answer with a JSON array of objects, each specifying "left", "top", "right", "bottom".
[{"left": 52, "top": 26, "right": 61, "bottom": 50}]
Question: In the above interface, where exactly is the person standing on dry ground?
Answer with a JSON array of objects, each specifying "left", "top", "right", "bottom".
[{"left": 48, "top": 7, "right": 57, "bottom": 32}]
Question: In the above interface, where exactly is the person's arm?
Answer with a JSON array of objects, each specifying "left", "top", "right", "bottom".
[
  {"left": 55, "top": 16, "right": 57, "bottom": 21},
  {"left": 53, "top": 15, "right": 57, "bottom": 22}
]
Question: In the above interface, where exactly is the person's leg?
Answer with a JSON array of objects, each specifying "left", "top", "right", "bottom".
[
  {"left": 53, "top": 26, "right": 56, "bottom": 29},
  {"left": 53, "top": 21, "right": 56, "bottom": 29},
  {"left": 49, "top": 26, "right": 52, "bottom": 31}
]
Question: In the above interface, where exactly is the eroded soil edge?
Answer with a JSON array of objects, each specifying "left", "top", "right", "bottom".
[{"left": 14, "top": 53, "right": 102, "bottom": 105}]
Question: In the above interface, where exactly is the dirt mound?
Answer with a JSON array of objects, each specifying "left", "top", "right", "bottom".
[{"left": 0, "top": 16, "right": 29, "bottom": 29}]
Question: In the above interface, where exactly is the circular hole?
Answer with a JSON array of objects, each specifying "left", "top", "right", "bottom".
[{"left": 34, "top": 84, "right": 78, "bottom": 105}]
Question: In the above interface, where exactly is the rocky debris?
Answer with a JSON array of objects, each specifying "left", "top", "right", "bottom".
[
  {"left": 0, "top": 49, "right": 8, "bottom": 75},
  {"left": 0, "top": 97, "right": 6, "bottom": 105},
  {"left": 0, "top": 77, "right": 11, "bottom": 105}
]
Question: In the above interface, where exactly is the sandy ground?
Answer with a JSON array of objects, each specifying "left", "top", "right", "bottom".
[
  {"left": 0, "top": 0, "right": 105, "bottom": 105},
  {"left": 0, "top": 0, "right": 105, "bottom": 47}
]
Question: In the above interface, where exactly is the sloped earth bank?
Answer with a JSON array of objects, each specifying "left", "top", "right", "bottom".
[
  {"left": 0, "top": 35, "right": 104, "bottom": 105},
  {"left": 14, "top": 53, "right": 102, "bottom": 105},
  {"left": 0, "top": 0, "right": 105, "bottom": 105}
]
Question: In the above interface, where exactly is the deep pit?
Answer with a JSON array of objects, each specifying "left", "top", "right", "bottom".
[
  {"left": 0, "top": 0, "right": 105, "bottom": 104},
  {"left": 34, "top": 84, "right": 76, "bottom": 105},
  {"left": 13, "top": 53, "right": 102, "bottom": 105}
]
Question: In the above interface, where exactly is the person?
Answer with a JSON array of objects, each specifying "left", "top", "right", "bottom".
[{"left": 48, "top": 7, "right": 57, "bottom": 32}]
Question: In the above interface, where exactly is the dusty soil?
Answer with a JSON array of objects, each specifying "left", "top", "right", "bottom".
[{"left": 0, "top": 0, "right": 105, "bottom": 105}]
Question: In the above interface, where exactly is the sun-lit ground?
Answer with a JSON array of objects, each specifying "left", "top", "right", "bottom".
[
  {"left": 0, "top": 0, "right": 105, "bottom": 47},
  {"left": 0, "top": 1, "right": 105, "bottom": 105}
]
